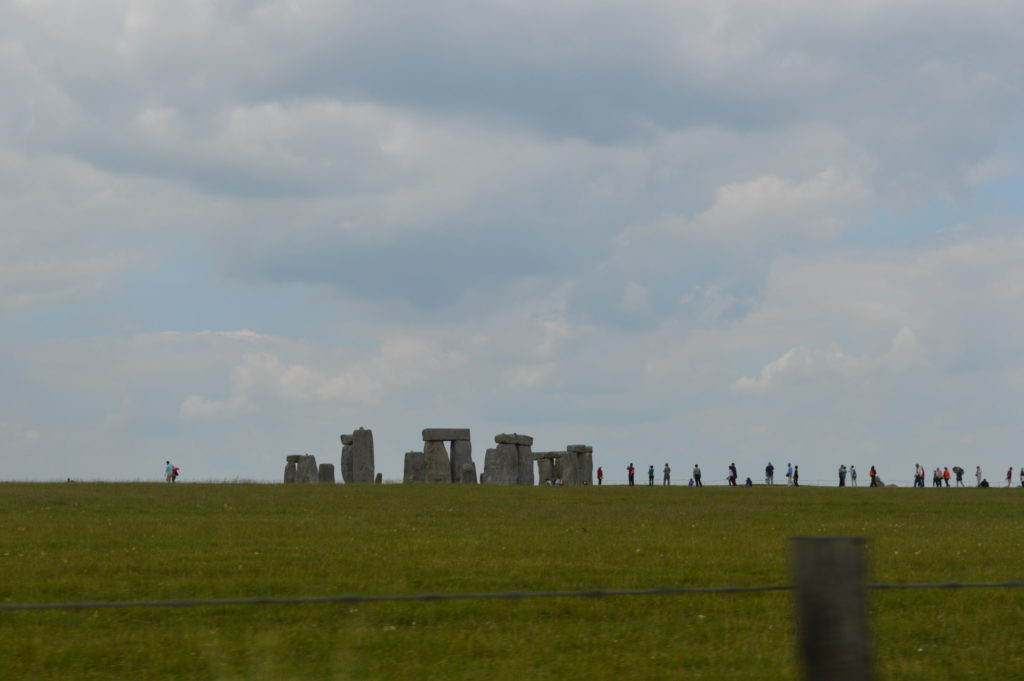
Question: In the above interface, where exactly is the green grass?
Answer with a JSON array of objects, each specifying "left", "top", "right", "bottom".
[{"left": 1, "top": 483, "right": 1022, "bottom": 680}]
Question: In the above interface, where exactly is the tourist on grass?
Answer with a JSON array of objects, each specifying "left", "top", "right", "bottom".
[
  {"left": 869, "top": 466, "right": 877, "bottom": 487},
  {"left": 793, "top": 465, "right": 800, "bottom": 486},
  {"left": 648, "top": 465, "right": 655, "bottom": 486},
  {"left": 164, "top": 460, "right": 174, "bottom": 483},
  {"left": 663, "top": 463, "right": 671, "bottom": 486},
  {"left": 850, "top": 465, "right": 858, "bottom": 486},
  {"left": 914, "top": 464, "right": 923, "bottom": 488},
  {"left": 745, "top": 477, "right": 752, "bottom": 487},
  {"left": 786, "top": 463, "right": 793, "bottom": 485},
  {"left": 838, "top": 464, "right": 847, "bottom": 487},
  {"left": 728, "top": 462, "right": 738, "bottom": 486},
  {"left": 627, "top": 463, "right": 635, "bottom": 486},
  {"left": 688, "top": 478, "right": 694, "bottom": 487},
  {"left": 954, "top": 466, "right": 965, "bottom": 487},
  {"left": 976, "top": 466, "right": 983, "bottom": 487},
  {"left": 597, "top": 466, "right": 604, "bottom": 486},
  {"left": 1019, "top": 467, "right": 1024, "bottom": 487},
  {"left": 943, "top": 467, "right": 951, "bottom": 487},
  {"left": 693, "top": 464, "right": 702, "bottom": 487},
  {"left": 1007, "top": 467, "right": 1013, "bottom": 487},
  {"left": 765, "top": 461, "right": 774, "bottom": 486}
]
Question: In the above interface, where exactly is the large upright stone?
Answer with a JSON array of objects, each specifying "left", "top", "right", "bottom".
[
  {"left": 460, "top": 462, "right": 478, "bottom": 484},
  {"left": 351, "top": 428, "right": 375, "bottom": 483},
  {"left": 404, "top": 451, "right": 426, "bottom": 483},
  {"left": 566, "top": 445, "right": 593, "bottom": 454},
  {"left": 560, "top": 450, "right": 579, "bottom": 485},
  {"left": 578, "top": 449, "right": 594, "bottom": 486},
  {"left": 340, "top": 436, "right": 354, "bottom": 483},
  {"left": 296, "top": 455, "right": 319, "bottom": 483},
  {"left": 482, "top": 443, "right": 518, "bottom": 485},
  {"left": 495, "top": 433, "right": 534, "bottom": 446},
  {"left": 422, "top": 428, "right": 471, "bottom": 441},
  {"left": 516, "top": 444, "right": 535, "bottom": 485},
  {"left": 424, "top": 440, "right": 451, "bottom": 483},
  {"left": 284, "top": 461, "right": 297, "bottom": 483},
  {"left": 536, "top": 457, "right": 553, "bottom": 485},
  {"left": 318, "top": 463, "right": 336, "bottom": 483},
  {"left": 450, "top": 440, "right": 473, "bottom": 483}
]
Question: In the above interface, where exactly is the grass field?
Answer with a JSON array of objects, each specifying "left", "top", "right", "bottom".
[{"left": 1, "top": 482, "right": 1023, "bottom": 680}]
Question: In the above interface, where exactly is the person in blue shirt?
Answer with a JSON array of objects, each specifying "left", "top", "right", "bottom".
[
  {"left": 164, "top": 461, "right": 174, "bottom": 483},
  {"left": 648, "top": 465, "right": 655, "bottom": 486}
]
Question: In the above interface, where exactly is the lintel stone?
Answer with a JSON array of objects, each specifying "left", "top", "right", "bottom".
[
  {"left": 494, "top": 433, "right": 534, "bottom": 446},
  {"left": 422, "top": 428, "right": 471, "bottom": 441}
]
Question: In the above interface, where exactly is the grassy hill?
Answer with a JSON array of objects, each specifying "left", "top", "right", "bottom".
[{"left": 1, "top": 482, "right": 1022, "bottom": 680}]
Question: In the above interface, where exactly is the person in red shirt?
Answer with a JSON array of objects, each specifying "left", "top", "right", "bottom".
[
  {"left": 943, "top": 467, "right": 950, "bottom": 487},
  {"left": 597, "top": 467, "right": 604, "bottom": 486}
]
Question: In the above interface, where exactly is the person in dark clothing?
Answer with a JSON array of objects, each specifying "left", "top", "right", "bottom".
[
  {"left": 728, "top": 462, "right": 737, "bottom": 486},
  {"left": 793, "top": 466, "right": 800, "bottom": 486},
  {"left": 627, "top": 463, "right": 635, "bottom": 486},
  {"left": 693, "top": 464, "right": 702, "bottom": 487}
]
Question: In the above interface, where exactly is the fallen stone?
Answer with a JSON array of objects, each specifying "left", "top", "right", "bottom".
[
  {"left": 494, "top": 433, "right": 534, "bottom": 446},
  {"left": 340, "top": 434, "right": 354, "bottom": 446},
  {"left": 450, "top": 439, "right": 474, "bottom": 483},
  {"left": 296, "top": 455, "right": 319, "bottom": 483},
  {"left": 482, "top": 443, "right": 518, "bottom": 485},
  {"left": 460, "top": 461, "right": 478, "bottom": 484},
  {"left": 351, "top": 428, "right": 375, "bottom": 483},
  {"left": 318, "top": 463, "right": 336, "bottom": 483},
  {"left": 517, "top": 444, "right": 535, "bottom": 485},
  {"left": 422, "top": 428, "right": 471, "bottom": 442},
  {"left": 283, "top": 461, "right": 297, "bottom": 483},
  {"left": 424, "top": 440, "right": 451, "bottom": 483},
  {"left": 286, "top": 454, "right": 303, "bottom": 464},
  {"left": 404, "top": 451, "right": 426, "bottom": 483}
]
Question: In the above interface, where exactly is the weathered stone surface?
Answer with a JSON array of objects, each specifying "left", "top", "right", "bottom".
[
  {"left": 422, "top": 428, "right": 471, "bottom": 442},
  {"left": 424, "top": 440, "right": 451, "bottom": 483},
  {"left": 403, "top": 451, "right": 426, "bottom": 483},
  {"left": 341, "top": 443, "right": 353, "bottom": 483},
  {"left": 460, "top": 461, "right": 478, "bottom": 484},
  {"left": 536, "top": 457, "right": 554, "bottom": 485},
  {"left": 560, "top": 451, "right": 579, "bottom": 485},
  {"left": 296, "top": 455, "right": 319, "bottom": 483},
  {"left": 517, "top": 444, "right": 535, "bottom": 485},
  {"left": 318, "top": 463, "right": 336, "bottom": 483},
  {"left": 479, "top": 472, "right": 489, "bottom": 483},
  {"left": 375, "top": 473, "right": 383, "bottom": 485},
  {"left": 340, "top": 434, "right": 354, "bottom": 446},
  {"left": 552, "top": 457, "right": 563, "bottom": 480},
  {"left": 351, "top": 428, "right": 375, "bottom": 483},
  {"left": 286, "top": 454, "right": 303, "bottom": 464},
  {"left": 482, "top": 443, "right": 518, "bottom": 485},
  {"left": 578, "top": 450, "right": 594, "bottom": 486},
  {"left": 532, "top": 451, "right": 565, "bottom": 459},
  {"left": 450, "top": 439, "right": 473, "bottom": 483},
  {"left": 284, "top": 461, "right": 297, "bottom": 483},
  {"left": 566, "top": 445, "right": 593, "bottom": 453},
  {"left": 494, "top": 433, "right": 534, "bottom": 446}
]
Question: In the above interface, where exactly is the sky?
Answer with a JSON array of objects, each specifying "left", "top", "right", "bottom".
[{"left": 3, "top": 0, "right": 1024, "bottom": 486}]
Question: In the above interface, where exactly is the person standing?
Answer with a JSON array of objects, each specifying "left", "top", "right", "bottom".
[
  {"left": 765, "top": 461, "right": 774, "bottom": 486},
  {"left": 838, "top": 464, "right": 847, "bottom": 487},
  {"left": 943, "top": 467, "right": 951, "bottom": 487},
  {"left": 793, "top": 465, "right": 800, "bottom": 487},
  {"left": 976, "top": 466, "right": 983, "bottom": 487},
  {"left": 663, "top": 463, "right": 671, "bottom": 486},
  {"left": 786, "top": 463, "right": 793, "bottom": 486},
  {"left": 954, "top": 466, "right": 964, "bottom": 487},
  {"left": 597, "top": 466, "right": 604, "bottom": 486},
  {"left": 1019, "top": 467, "right": 1024, "bottom": 488},
  {"left": 850, "top": 465, "right": 858, "bottom": 486},
  {"left": 1007, "top": 467, "right": 1013, "bottom": 488},
  {"left": 648, "top": 465, "right": 655, "bottom": 487},
  {"left": 728, "top": 462, "right": 738, "bottom": 486},
  {"left": 164, "top": 460, "right": 174, "bottom": 483},
  {"left": 869, "top": 465, "right": 877, "bottom": 487},
  {"left": 627, "top": 463, "right": 636, "bottom": 487},
  {"left": 693, "top": 464, "right": 702, "bottom": 487}
]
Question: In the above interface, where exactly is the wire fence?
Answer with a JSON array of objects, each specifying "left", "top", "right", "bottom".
[{"left": 3, "top": 579, "right": 1024, "bottom": 613}]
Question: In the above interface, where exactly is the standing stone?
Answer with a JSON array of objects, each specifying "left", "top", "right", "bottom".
[
  {"left": 460, "top": 461, "right": 478, "bottom": 484},
  {"left": 424, "top": 440, "right": 451, "bottom": 483},
  {"left": 296, "top": 455, "right": 319, "bottom": 483},
  {"left": 577, "top": 449, "right": 594, "bottom": 486},
  {"left": 552, "top": 456, "right": 563, "bottom": 481},
  {"left": 340, "top": 436, "right": 354, "bottom": 483},
  {"left": 450, "top": 440, "right": 473, "bottom": 483},
  {"left": 422, "top": 428, "right": 471, "bottom": 441},
  {"left": 482, "top": 443, "right": 518, "bottom": 485},
  {"left": 318, "top": 463, "right": 336, "bottom": 483},
  {"left": 536, "top": 457, "right": 553, "bottom": 485},
  {"left": 404, "top": 451, "right": 426, "bottom": 483},
  {"left": 350, "top": 428, "right": 375, "bottom": 483},
  {"left": 516, "top": 444, "right": 535, "bottom": 485},
  {"left": 560, "top": 451, "right": 579, "bottom": 485},
  {"left": 375, "top": 473, "right": 383, "bottom": 485},
  {"left": 284, "top": 461, "right": 297, "bottom": 483}
]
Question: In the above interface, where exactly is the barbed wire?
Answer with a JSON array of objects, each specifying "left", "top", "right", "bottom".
[{"left": 2, "top": 580, "right": 1023, "bottom": 613}]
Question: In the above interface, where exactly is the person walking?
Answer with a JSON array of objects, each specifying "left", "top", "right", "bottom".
[
  {"left": 627, "top": 463, "right": 636, "bottom": 487},
  {"left": 663, "top": 463, "right": 671, "bottom": 486},
  {"left": 786, "top": 463, "right": 793, "bottom": 486},
  {"left": 869, "top": 465, "right": 877, "bottom": 487},
  {"left": 728, "top": 462, "right": 738, "bottom": 486},
  {"left": 648, "top": 465, "right": 655, "bottom": 487},
  {"left": 597, "top": 466, "right": 604, "bottom": 486},
  {"left": 943, "top": 467, "right": 951, "bottom": 487},
  {"left": 164, "top": 460, "right": 174, "bottom": 483},
  {"left": 838, "top": 464, "right": 847, "bottom": 487},
  {"left": 850, "top": 465, "right": 858, "bottom": 486},
  {"left": 976, "top": 466, "right": 983, "bottom": 487},
  {"left": 765, "top": 461, "right": 774, "bottom": 486},
  {"left": 954, "top": 466, "right": 964, "bottom": 487},
  {"left": 1007, "top": 467, "right": 1013, "bottom": 488},
  {"left": 793, "top": 465, "right": 800, "bottom": 487},
  {"left": 693, "top": 464, "right": 702, "bottom": 487}
]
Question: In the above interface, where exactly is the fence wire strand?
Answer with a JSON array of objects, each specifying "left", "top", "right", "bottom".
[{"left": 2, "top": 580, "right": 1023, "bottom": 613}]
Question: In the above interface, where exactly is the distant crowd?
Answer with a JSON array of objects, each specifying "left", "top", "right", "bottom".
[{"left": 595, "top": 462, "right": 1024, "bottom": 487}]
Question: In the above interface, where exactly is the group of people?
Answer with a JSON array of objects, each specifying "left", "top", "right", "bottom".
[
  {"left": 911, "top": 464, "right": 1024, "bottom": 488},
  {"left": 163, "top": 461, "right": 180, "bottom": 483},
  {"left": 619, "top": 463, "right": 675, "bottom": 486}
]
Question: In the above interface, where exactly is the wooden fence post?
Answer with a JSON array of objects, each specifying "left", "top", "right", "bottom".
[{"left": 792, "top": 537, "right": 873, "bottom": 681}]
